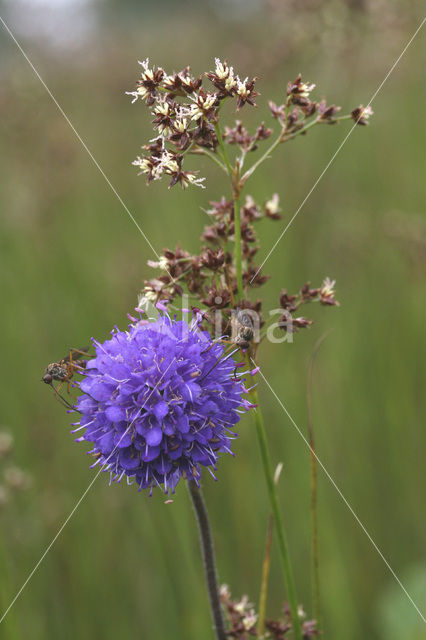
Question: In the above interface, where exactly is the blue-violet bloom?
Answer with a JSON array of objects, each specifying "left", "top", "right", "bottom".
[{"left": 73, "top": 314, "right": 249, "bottom": 494}]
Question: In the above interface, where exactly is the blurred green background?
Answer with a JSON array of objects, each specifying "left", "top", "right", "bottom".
[{"left": 0, "top": 0, "right": 425, "bottom": 638}]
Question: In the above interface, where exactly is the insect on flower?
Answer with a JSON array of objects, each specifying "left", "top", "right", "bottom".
[
  {"left": 233, "top": 310, "right": 255, "bottom": 350},
  {"left": 42, "top": 348, "right": 93, "bottom": 407}
]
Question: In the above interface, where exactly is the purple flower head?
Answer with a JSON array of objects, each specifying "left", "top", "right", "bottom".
[{"left": 74, "top": 314, "right": 249, "bottom": 494}]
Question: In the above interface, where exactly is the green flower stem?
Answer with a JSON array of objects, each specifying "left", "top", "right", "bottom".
[
  {"left": 246, "top": 359, "right": 303, "bottom": 640},
  {"left": 241, "top": 113, "right": 353, "bottom": 184},
  {"left": 233, "top": 195, "right": 244, "bottom": 300},
  {"left": 306, "top": 333, "right": 330, "bottom": 631},
  {"left": 214, "top": 122, "right": 233, "bottom": 177},
  {"left": 242, "top": 119, "right": 319, "bottom": 184},
  {"left": 192, "top": 148, "right": 228, "bottom": 174},
  {"left": 213, "top": 120, "right": 244, "bottom": 301},
  {"left": 241, "top": 126, "right": 285, "bottom": 184},
  {"left": 187, "top": 480, "right": 227, "bottom": 640},
  {"left": 281, "top": 118, "right": 320, "bottom": 143},
  {"left": 258, "top": 514, "right": 273, "bottom": 637}
]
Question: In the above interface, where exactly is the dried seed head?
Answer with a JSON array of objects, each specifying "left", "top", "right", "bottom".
[
  {"left": 279, "top": 289, "right": 297, "bottom": 311},
  {"left": 223, "top": 120, "right": 252, "bottom": 149},
  {"left": 351, "top": 104, "right": 373, "bottom": 125},
  {"left": 269, "top": 100, "right": 286, "bottom": 122},
  {"left": 317, "top": 100, "right": 341, "bottom": 124},
  {"left": 254, "top": 121, "right": 273, "bottom": 141},
  {"left": 200, "top": 248, "right": 225, "bottom": 271},
  {"left": 205, "top": 197, "right": 233, "bottom": 218}
]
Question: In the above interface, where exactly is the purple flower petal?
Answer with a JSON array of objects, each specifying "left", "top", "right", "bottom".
[
  {"left": 119, "top": 448, "right": 140, "bottom": 470},
  {"left": 141, "top": 444, "right": 161, "bottom": 462},
  {"left": 145, "top": 426, "right": 163, "bottom": 446},
  {"left": 105, "top": 405, "right": 126, "bottom": 422},
  {"left": 153, "top": 401, "right": 169, "bottom": 421},
  {"left": 98, "top": 431, "right": 114, "bottom": 454}
]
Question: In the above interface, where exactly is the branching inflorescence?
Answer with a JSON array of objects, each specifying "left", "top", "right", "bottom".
[{"left": 128, "top": 58, "right": 365, "bottom": 346}]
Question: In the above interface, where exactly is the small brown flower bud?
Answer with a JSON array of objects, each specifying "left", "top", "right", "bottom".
[
  {"left": 317, "top": 100, "right": 341, "bottom": 124},
  {"left": 202, "top": 288, "right": 231, "bottom": 309},
  {"left": 200, "top": 248, "right": 225, "bottom": 271},
  {"left": 269, "top": 100, "right": 285, "bottom": 122},
  {"left": 351, "top": 104, "right": 373, "bottom": 125},
  {"left": 254, "top": 122, "right": 273, "bottom": 141},
  {"left": 279, "top": 289, "right": 297, "bottom": 311}
]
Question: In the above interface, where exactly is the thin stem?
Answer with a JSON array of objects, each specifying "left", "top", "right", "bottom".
[
  {"left": 214, "top": 121, "right": 233, "bottom": 177},
  {"left": 306, "top": 332, "right": 330, "bottom": 631},
  {"left": 307, "top": 379, "right": 320, "bottom": 630},
  {"left": 241, "top": 113, "right": 352, "bottom": 184},
  {"left": 191, "top": 147, "right": 228, "bottom": 174},
  {"left": 246, "top": 357, "right": 303, "bottom": 640},
  {"left": 187, "top": 480, "right": 227, "bottom": 640},
  {"left": 241, "top": 119, "right": 317, "bottom": 184},
  {"left": 241, "top": 126, "right": 285, "bottom": 184},
  {"left": 258, "top": 514, "right": 273, "bottom": 637},
  {"left": 233, "top": 196, "right": 244, "bottom": 300},
  {"left": 281, "top": 118, "right": 319, "bottom": 143},
  {"left": 213, "top": 119, "right": 243, "bottom": 301}
]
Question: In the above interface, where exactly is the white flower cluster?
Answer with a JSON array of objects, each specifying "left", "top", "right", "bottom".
[
  {"left": 133, "top": 145, "right": 205, "bottom": 189},
  {"left": 213, "top": 58, "right": 237, "bottom": 92},
  {"left": 234, "top": 594, "right": 258, "bottom": 632},
  {"left": 128, "top": 57, "right": 259, "bottom": 189},
  {"left": 298, "top": 81, "right": 316, "bottom": 98},
  {"left": 189, "top": 92, "right": 217, "bottom": 121},
  {"left": 360, "top": 105, "right": 373, "bottom": 120},
  {"left": 236, "top": 77, "right": 251, "bottom": 99},
  {"left": 265, "top": 193, "right": 281, "bottom": 215},
  {"left": 320, "top": 277, "right": 336, "bottom": 298}
]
